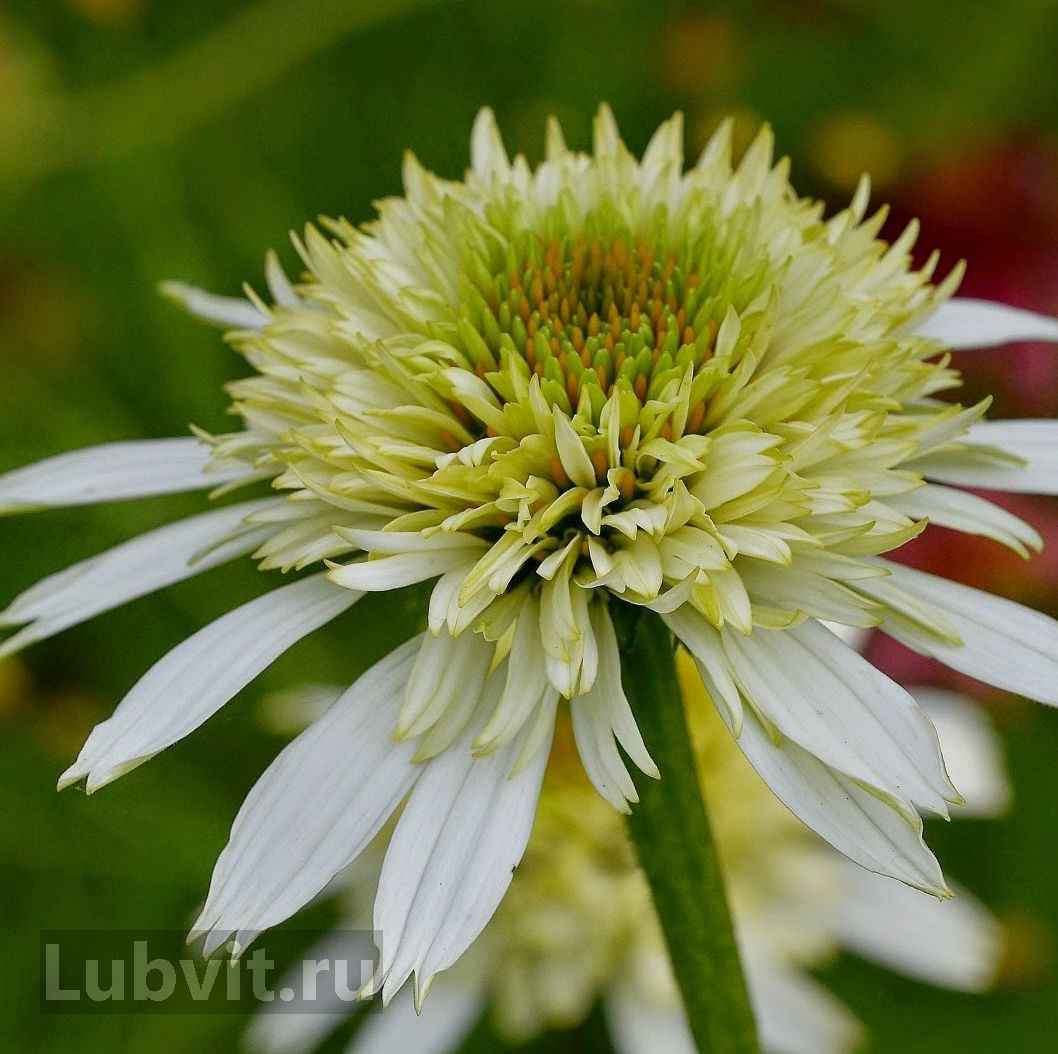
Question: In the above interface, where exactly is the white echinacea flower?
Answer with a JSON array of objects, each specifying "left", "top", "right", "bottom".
[
  {"left": 247, "top": 652, "right": 1009, "bottom": 1054},
  {"left": 2, "top": 107, "right": 1057, "bottom": 1000}
]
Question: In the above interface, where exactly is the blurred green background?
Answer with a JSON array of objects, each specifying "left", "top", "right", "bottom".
[{"left": 2, "top": 1, "right": 1058, "bottom": 1051}]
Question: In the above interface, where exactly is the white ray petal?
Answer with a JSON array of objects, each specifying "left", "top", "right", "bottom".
[
  {"left": 744, "top": 956, "right": 864, "bottom": 1054},
  {"left": 400, "top": 628, "right": 492, "bottom": 740},
  {"left": 571, "top": 604, "right": 658, "bottom": 811},
  {"left": 913, "top": 688, "right": 1010, "bottom": 818},
  {"left": 160, "top": 280, "right": 268, "bottom": 329},
  {"left": 59, "top": 573, "right": 361, "bottom": 792},
  {"left": 916, "top": 298, "right": 1058, "bottom": 349},
  {"left": 830, "top": 861, "right": 1000, "bottom": 992},
  {"left": 0, "top": 438, "right": 252, "bottom": 514},
  {"left": 604, "top": 981, "right": 696, "bottom": 1054},
  {"left": 244, "top": 930, "right": 375, "bottom": 1054},
  {"left": 374, "top": 690, "right": 553, "bottom": 1005},
  {"left": 888, "top": 483, "right": 1041, "bottom": 555},
  {"left": 328, "top": 550, "right": 480, "bottom": 591},
  {"left": 734, "top": 709, "right": 947, "bottom": 895},
  {"left": 913, "top": 419, "right": 1058, "bottom": 494},
  {"left": 190, "top": 638, "right": 422, "bottom": 948},
  {"left": 349, "top": 982, "right": 483, "bottom": 1054},
  {"left": 588, "top": 604, "right": 656, "bottom": 771},
  {"left": 0, "top": 499, "right": 279, "bottom": 658},
  {"left": 571, "top": 690, "right": 639, "bottom": 812},
  {"left": 738, "top": 562, "right": 880, "bottom": 628},
  {"left": 721, "top": 620, "right": 957, "bottom": 815},
  {"left": 867, "top": 559, "right": 1058, "bottom": 705},
  {"left": 663, "top": 606, "right": 743, "bottom": 735},
  {"left": 475, "top": 596, "right": 551, "bottom": 755}
]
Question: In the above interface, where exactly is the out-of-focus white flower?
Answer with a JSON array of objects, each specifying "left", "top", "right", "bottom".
[
  {"left": 247, "top": 652, "right": 1009, "bottom": 1054},
  {"left": 1, "top": 106, "right": 1056, "bottom": 1003}
]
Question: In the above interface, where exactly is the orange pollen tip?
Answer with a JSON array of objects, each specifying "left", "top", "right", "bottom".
[
  {"left": 549, "top": 455, "right": 570, "bottom": 488},
  {"left": 591, "top": 448, "right": 609, "bottom": 481}
]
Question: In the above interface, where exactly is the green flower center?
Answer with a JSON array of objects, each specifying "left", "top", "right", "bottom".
[{"left": 491, "top": 237, "right": 714, "bottom": 417}]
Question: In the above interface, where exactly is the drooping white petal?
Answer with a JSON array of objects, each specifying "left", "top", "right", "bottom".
[
  {"left": 190, "top": 638, "right": 422, "bottom": 952},
  {"left": 888, "top": 483, "right": 1042, "bottom": 555},
  {"left": 160, "top": 280, "right": 268, "bottom": 329},
  {"left": 866, "top": 559, "right": 1058, "bottom": 705},
  {"left": 571, "top": 604, "right": 658, "bottom": 811},
  {"left": 349, "top": 981, "right": 483, "bottom": 1054},
  {"left": 571, "top": 689, "right": 639, "bottom": 813},
  {"left": 399, "top": 627, "right": 492, "bottom": 741},
  {"left": 744, "top": 955, "right": 864, "bottom": 1054},
  {"left": 663, "top": 606, "right": 743, "bottom": 735},
  {"left": 0, "top": 499, "right": 279, "bottom": 658},
  {"left": 59, "top": 573, "right": 361, "bottom": 792},
  {"left": 916, "top": 297, "right": 1058, "bottom": 349},
  {"left": 0, "top": 438, "right": 252, "bottom": 514},
  {"left": 830, "top": 861, "right": 1000, "bottom": 992},
  {"left": 721, "top": 619, "right": 957, "bottom": 815},
  {"left": 373, "top": 686, "right": 553, "bottom": 1006},
  {"left": 913, "top": 419, "right": 1058, "bottom": 494},
  {"left": 914, "top": 688, "right": 1010, "bottom": 818},
  {"left": 544, "top": 577, "right": 599, "bottom": 699},
  {"left": 604, "top": 979, "right": 696, "bottom": 1054},
  {"left": 476, "top": 595, "right": 552, "bottom": 755},
  {"left": 734, "top": 709, "right": 947, "bottom": 895},
  {"left": 737, "top": 561, "right": 880, "bottom": 628},
  {"left": 244, "top": 930, "right": 376, "bottom": 1054}
]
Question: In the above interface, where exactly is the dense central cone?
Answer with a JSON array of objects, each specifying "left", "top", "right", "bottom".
[{"left": 492, "top": 237, "right": 715, "bottom": 417}]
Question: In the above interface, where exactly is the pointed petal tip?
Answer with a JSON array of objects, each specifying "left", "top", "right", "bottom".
[
  {"left": 412, "top": 972, "right": 434, "bottom": 1014},
  {"left": 157, "top": 279, "right": 185, "bottom": 303},
  {"left": 83, "top": 770, "right": 111, "bottom": 795},
  {"left": 82, "top": 757, "right": 137, "bottom": 795},
  {"left": 0, "top": 500, "right": 45, "bottom": 517},
  {"left": 392, "top": 721, "right": 415, "bottom": 742},
  {"left": 56, "top": 766, "right": 83, "bottom": 792},
  {"left": 356, "top": 969, "right": 382, "bottom": 1004},
  {"left": 949, "top": 786, "right": 967, "bottom": 808}
]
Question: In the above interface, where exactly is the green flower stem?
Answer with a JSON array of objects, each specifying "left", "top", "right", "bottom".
[{"left": 616, "top": 607, "right": 760, "bottom": 1054}]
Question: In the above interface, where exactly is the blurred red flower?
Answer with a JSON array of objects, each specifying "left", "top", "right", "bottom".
[{"left": 869, "top": 139, "right": 1058, "bottom": 698}]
